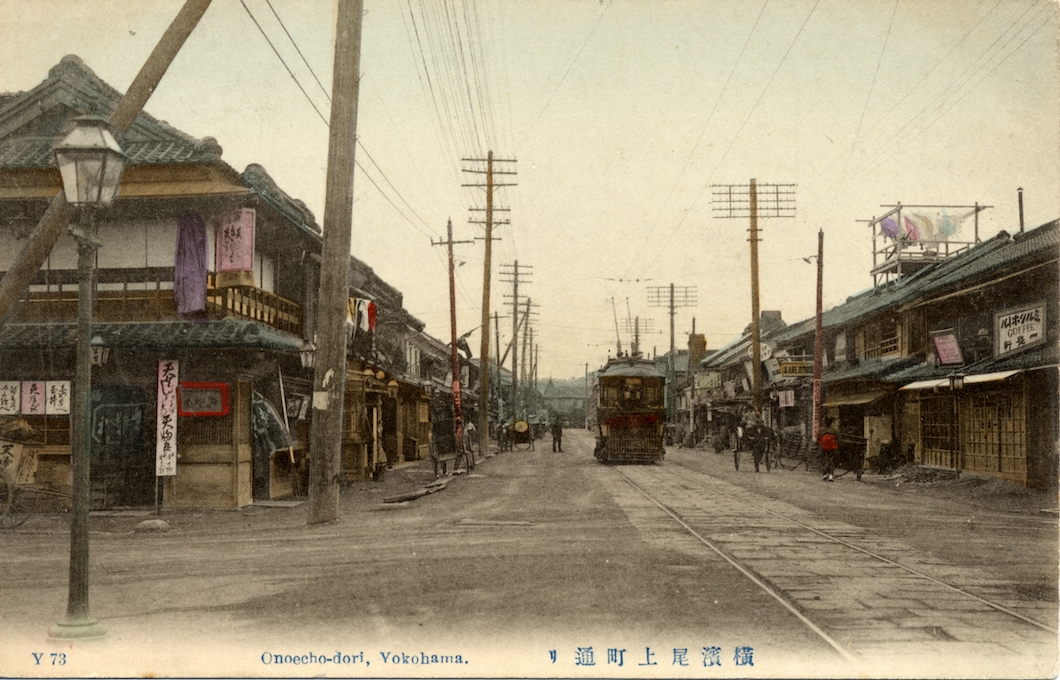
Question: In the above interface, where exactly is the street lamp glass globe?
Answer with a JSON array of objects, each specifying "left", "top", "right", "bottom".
[{"left": 53, "top": 115, "right": 125, "bottom": 207}]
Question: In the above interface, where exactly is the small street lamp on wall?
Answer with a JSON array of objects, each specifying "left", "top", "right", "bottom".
[
  {"left": 89, "top": 335, "right": 110, "bottom": 367},
  {"left": 49, "top": 115, "right": 125, "bottom": 642}
]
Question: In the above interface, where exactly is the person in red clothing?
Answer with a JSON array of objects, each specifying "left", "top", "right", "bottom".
[{"left": 819, "top": 425, "right": 839, "bottom": 482}]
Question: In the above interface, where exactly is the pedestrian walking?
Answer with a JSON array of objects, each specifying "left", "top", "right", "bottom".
[
  {"left": 464, "top": 420, "right": 476, "bottom": 453},
  {"left": 733, "top": 422, "right": 743, "bottom": 471},
  {"left": 551, "top": 420, "right": 563, "bottom": 452},
  {"left": 819, "top": 423, "right": 838, "bottom": 482}
]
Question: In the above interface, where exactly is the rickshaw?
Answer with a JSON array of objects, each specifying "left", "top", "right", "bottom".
[
  {"left": 1, "top": 419, "right": 69, "bottom": 529},
  {"left": 510, "top": 419, "right": 534, "bottom": 451}
]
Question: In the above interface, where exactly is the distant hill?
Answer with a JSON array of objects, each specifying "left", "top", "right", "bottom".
[{"left": 537, "top": 375, "right": 593, "bottom": 400}]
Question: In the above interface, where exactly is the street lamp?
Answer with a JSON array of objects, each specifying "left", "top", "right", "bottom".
[
  {"left": 298, "top": 340, "right": 316, "bottom": 369},
  {"left": 49, "top": 115, "right": 125, "bottom": 641},
  {"left": 89, "top": 335, "right": 110, "bottom": 367}
]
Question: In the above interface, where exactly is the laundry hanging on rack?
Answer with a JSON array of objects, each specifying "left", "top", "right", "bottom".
[{"left": 347, "top": 298, "right": 378, "bottom": 339}]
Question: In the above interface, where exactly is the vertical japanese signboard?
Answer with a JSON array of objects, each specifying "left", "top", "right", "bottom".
[
  {"left": 213, "top": 208, "right": 254, "bottom": 272},
  {"left": 0, "top": 382, "right": 19, "bottom": 416},
  {"left": 45, "top": 381, "right": 70, "bottom": 415},
  {"left": 21, "top": 381, "right": 45, "bottom": 415},
  {"left": 156, "top": 360, "right": 179, "bottom": 476}
]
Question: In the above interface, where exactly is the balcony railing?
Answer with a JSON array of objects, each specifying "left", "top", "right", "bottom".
[
  {"left": 207, "top": 275, "right": 303, "bottom": 336},
  {"left": 8, "top": 267, "right": 303, "bottom": 338}
]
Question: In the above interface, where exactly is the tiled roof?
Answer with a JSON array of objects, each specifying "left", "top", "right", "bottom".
[
  {"left": 699, "top": 321, "right": 793, "bottom": 370},
  {"left": 822, "top": 356, "right": 920, "bottom": 384},
  {"left": 0, "top": 320, "right": 304, "bottom": 352},
  {"left": 0, "top": 137, "right": 224, "bottom": 169},
  {"left": 886, "top": 343, "right": 1059, "bottom": 384},
  {"left": 822, "top": 221, "right": 1058, "bottom": 329},
  {"left": 0, "top": 55, "right": 228, "bottom": 170},
  {"left": 760, "top": 220, "right": 1059, "bottom": 343},
  {"left": 241, "top": 164, "right": 321, "bottom": 239}
]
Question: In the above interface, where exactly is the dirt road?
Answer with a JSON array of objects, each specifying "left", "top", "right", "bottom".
[{"left": 1, "top": 428, "right": 1055, "bottom": 678}]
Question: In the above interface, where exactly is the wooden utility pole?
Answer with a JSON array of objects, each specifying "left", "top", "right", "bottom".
[
  {"left": 308, "top": 0, "right": 365, "bottom": 525},
  {"left": 511, "top": 261, "right": 519, "bottom": 417},
  {"left": 500, "top": 261, "right": 531, "bottom": 418},
  {"left": 520, "top": 298, "right": 531, "bottom": 412},
  {"left": 648, "top": 283, "right": 696, "bottom": 421},
  {"left": 710, "top": 179, "right": 796, "bottom": 419},
  {"left": 479, "top": 152, "right": 494, "bottom": 455},
  {"left": 463, "top": 154, "right": 516, "bottom": 452},
  {"left": 749, "top": 179, "right": 762, "bottom": 416},
  {"left": 433, "top": 219, "right": 474, "bottom": 461},
  {"left": 813, "top": 228, "right": 824, "bottom": 442},
  {"left": 0, "top": 0, "right": 214, "bottom": 328},
  {"left": 493, "top": 311, "right": 503, "bottom": 424}
]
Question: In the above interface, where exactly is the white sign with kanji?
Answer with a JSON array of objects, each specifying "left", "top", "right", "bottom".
[
  {"left": 45, "top": 381, "right": 71, "bottom": 415},
  {"left": 156, "top": 360, "right": 179, "bottom": 476},
  {"left": 0, "top": 382, "right": 19, "bottom": 415}
]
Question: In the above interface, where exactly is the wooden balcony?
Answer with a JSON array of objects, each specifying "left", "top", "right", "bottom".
[{"left": 9, "top": 267, "right": 304, "bottom": 337}]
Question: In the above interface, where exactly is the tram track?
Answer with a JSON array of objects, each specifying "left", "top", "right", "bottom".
[{"left": 609, "top": 460, "right": 1057, "bottom": 664}]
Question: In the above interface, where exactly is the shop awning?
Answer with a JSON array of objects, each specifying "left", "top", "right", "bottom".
[
  {"left": 826, "top": 390, "right": 889, "bottom": 406},
  {"left": 899, "top": 369, "right": 1023, "bottom": 391}
]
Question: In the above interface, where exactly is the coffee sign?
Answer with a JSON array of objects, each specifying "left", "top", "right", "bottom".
[{"left": 995, "top": 303, "right": 1045, "bottom": 357}]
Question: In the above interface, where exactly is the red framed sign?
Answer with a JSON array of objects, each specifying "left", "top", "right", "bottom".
[{"left": 177, "top": 382, "right": 230, "bottom": 417}]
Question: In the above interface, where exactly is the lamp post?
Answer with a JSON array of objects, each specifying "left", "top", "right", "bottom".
[{"left": 49, "top": 115, "right": 125, "bottom": 641}]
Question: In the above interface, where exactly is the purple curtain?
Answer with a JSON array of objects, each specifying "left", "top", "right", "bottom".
[{"left": 174, "top": 211, "right": 208, "bottom": 318}]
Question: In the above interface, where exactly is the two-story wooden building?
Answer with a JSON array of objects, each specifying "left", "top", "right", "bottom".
[
  {"left": 0, "top": 56, "right": 438, "bottom": 509},
  {"left": 759, "top": 218, "right": 1058, "bottom": 489}
]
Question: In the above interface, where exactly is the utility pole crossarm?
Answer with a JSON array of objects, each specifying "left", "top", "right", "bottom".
[
  {"left": 709, "top": 179, "right": 797, "bottom": 417},
  {"left": 462, "top": 152, "right": 516, "bottom": 455}
]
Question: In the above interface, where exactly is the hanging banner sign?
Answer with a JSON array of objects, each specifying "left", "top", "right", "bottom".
[
  {"left": 156, "top": 360, "right": 179, "bottom": 476},
  {"left": 213, "top": 208, "right": 255, "bottom": 272},
  {"left": 778, "top": 390, "right": 796, "bottom": 408}
]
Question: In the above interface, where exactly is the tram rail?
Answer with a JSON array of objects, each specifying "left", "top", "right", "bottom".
[{"left": 609, "top": 461, "right": 1057, "bottom": 663}]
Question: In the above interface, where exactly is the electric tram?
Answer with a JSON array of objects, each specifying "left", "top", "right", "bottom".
[{"left": 592, "top": 355, "right": 666, "bottom": 464}]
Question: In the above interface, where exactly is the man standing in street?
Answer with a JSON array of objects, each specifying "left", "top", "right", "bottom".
[
  {"left": 748, "top": 416, "right": 771, "bottom": 473},
  {"left": 551, "top": 420, "right": 564, "bottom": 452}
]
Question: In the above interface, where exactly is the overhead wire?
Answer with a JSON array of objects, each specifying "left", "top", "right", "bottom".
[
  {"left": 864, "top": 0, "right": 1056, "bottom": 170},
  {"left": 831, "top": 0, "right": 900, "bottom": 208},
  {"left": 639, "top": 0, "right": 822, "bottom": 274},
  {"left": 809, "top": 0, "right": 1056, "bottom": 208},
  {"left": 795, "top": 0, "right": 1008, "bottom": 213},
  {"left": 238, "top": 0, "right": 441, "bottom": 239},
  {"left": 515, "top": 0, "right": 614, "bottom": 155},
  {"left": 401, "top": 0, "right": 518, "bottom": 324},
  {"left": 622, "top": 0, "right": 770, "bottom": 282}
]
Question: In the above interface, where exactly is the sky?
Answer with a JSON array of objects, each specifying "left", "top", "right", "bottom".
[{"left": 2, "top": 0, "right": 1058, "bottom": 381}]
